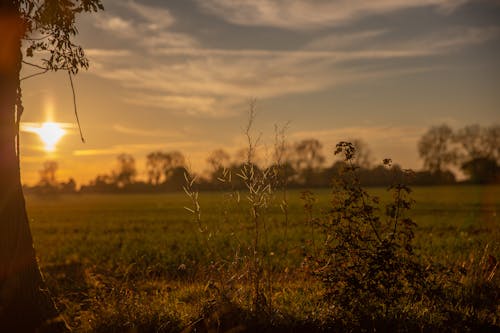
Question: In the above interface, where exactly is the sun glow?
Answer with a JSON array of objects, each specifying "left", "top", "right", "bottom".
[{"left": 23, "top": 122, "right": 67, "bottom": 152}]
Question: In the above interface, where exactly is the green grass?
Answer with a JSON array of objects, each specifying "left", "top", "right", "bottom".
[{"left": 26, "top": 186, "right": 499, "bottom": 332}]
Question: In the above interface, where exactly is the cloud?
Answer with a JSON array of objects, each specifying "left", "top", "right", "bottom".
[
  {"left": 121, "top": 93, "right": 230, "bottom": 117},
  {"left": 93, "top": 14, "right": 138, "bottom": 39},
  {"left": 86, "top": 49, "right": 132, "bottom": 58},
  {"left": 411, "top": 26, "right": 500, "bottom": 51},
  {"left": 305, "top": 29, "right": 389, "bottom": 50},
  {"left": 125, "top": 0, "right": 175, "bottom": 30},
  {"left": 73, "top": 140, "right": 217, "bottom": 157},
  {"left": 196, "top": 0, "right": 468, "bottom": 30},
  {"left": 291, "top": 126, "right": 426, "bottom": 144},
  {"left": 93, "top": 1, "right": 197, "bottom": 50},
  {"left": 85, "top": 0, "right": 499, "bottom": 118},
  {"left": 112, "top": 124, "right": 184, "bottom": 138}
]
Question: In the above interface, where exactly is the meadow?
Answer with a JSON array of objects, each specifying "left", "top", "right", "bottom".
[{"left": 27, "top": 185, "right": 499, "bottom": 332}]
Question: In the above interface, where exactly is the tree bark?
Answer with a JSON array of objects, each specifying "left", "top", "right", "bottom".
[{"left": 0, "top": 4, "right": 68, "bottom": 332}]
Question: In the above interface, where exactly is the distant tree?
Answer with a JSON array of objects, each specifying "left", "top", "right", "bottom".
[
  {"left": 412, "top": 170, "right": 456, "bottom": 186},
  {"left": 267, "top": 161, "right": 297, "bottom": 187},
  {"left": 453, "top": 124, "right": 500, "bottom": 183},
  {"left": 114, "top": 153, "right": 137, "bottom": 187},
  {"left": 483, "top": 125, "right": 500, "bottom": 162},
  {"left": 294, "top": 139, "right": 325, "bottom": 185},
  {"left": 455, "top": 124, "right": 500, "bottom": 163},
  {"left": 93, "top": 174, "right": 113, "bottom": 186},
  {"left": 146, "top": 151, "right": 167, "bottom": 185},
  {"left": 418, "top": 125, "right": 457, "bottom": 173},
  {"left": 145, "top": 151, "right": 185, "bottom": 185},
  {"left": 454, "top": 124, "right": 486, "bottom": 161},
  {"left": 38, "top": 160, "right": 58, "bottom": 187},
  {"left": 162, "top": 151, "right": 185, "bottom": 182},
  {"left": 60, "top": 178, "right": 77, "bottom": 193},
  {"left": 0, "top": 1, "right": 103, "bottom": 330},
  {"left": 206, "top": 149, "right": 230, "bottom": 182},
  {"left": 461, "top": 157, "right": 499, "bottom": 184},
  {"left": 350, "top": 138, "right": 374, "bottom": 169},
  {"left": 164, "top": 166, "right": 189, "bottom": 191},
  {"left": 207, "top": 149, "right": 230, "bottom": 172},
  {"left": 322, "top": 160, "right": 348, "bottom": 185}
]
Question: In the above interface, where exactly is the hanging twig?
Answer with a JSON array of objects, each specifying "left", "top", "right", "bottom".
[
  {"left": 68, "top": 71, "right": 85, "bottom": 143},
  {"left": 22, "top": 60, "right": 47, "bottom": 70},
  {"left": 20, "top": 68, "right": 49, "bottom": 81}
]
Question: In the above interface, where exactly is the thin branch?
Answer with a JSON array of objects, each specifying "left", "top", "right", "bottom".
[
  {"left": 23, "top": 34, "right": 50, "bottom": 41},
  {"left": 22, "top": 60, "right": 47, "bottom": 70},
  {"left": 20, "top": 69, "right": 49, "bottom": 81},
  {"left": 68, "top": 71, "right": 86, "bottom": 143}
]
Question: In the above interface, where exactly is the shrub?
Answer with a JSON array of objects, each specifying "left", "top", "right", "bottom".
[{"left": 313, "top": 142, "right": 429, "bottom": 329}]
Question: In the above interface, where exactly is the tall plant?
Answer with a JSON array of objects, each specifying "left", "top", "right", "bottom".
[{"left": 314, "top": 142, "right": 427, "bottom": 329}]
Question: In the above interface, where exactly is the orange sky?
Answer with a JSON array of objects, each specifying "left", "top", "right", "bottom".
[{"left": 18, "top": 0, "right": 500, "bottom": 185}]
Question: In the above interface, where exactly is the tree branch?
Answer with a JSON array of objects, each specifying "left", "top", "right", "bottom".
[
  {"left": 22, "top": 60, "right": 48, "bottom": 70},
  {"left": 20, "top": 69, "right": 49, "bottom": 81},
  {"left": 68, "top": 71, "right": 86, "bottom": 143}
]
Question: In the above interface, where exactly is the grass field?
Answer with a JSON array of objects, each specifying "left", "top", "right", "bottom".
[{"left": 26, "top": 186, "right": 499, "bottom": 332}]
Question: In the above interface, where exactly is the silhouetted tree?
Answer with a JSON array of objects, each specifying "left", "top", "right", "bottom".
[
  {"left": 38, "top": 160, "right": 58, "bottom": 187},
  {"left": 207, "top": 149, "right": 230, "bottom": 171},
  {"left": 164, "top": 166, "right": 189, "bottom": 191},
  {"left": 350, "top": 138, "right": 374, "bottom": 169},
  {"left": 412, "top": 170, "right": 456, "bottom": 185},
  {"left": 418, "top": 125, "right": 456, "bottom": 173},
  {"left": 453, "top": 124, "right": 500, "bottom": 183},
  {"left": 455, "top": 125, "right": 485, "bottom": 161},
  {"left": 267, "top": 161, "right": 297, "bottom": 188},
  {"left": 294, "top": 139, "right": 325, "bottom": 185},
  {"left": 113, "top": 153, "right": 137, "bottom": 187},
  {"left": 60, "top": 178, "right": 77, "bottom": 193},
  {"left": 162, "top": 151, "right": 185, "bottom": 182},
  {"left": 0, "top": 1, "right": 102, "bottom": 331},
  {"left": 455, "top": 124, "right": 500, "bottom": 163},
  {"left": 145, "top": 151, "right": 185, "bottom": 186},
  {"left": 80, "top": 174, "right": 116, "bottom": 193},
  {"left": 146, "top": 151, "right": 167, "bottom": 185},
  {"left": 483, "top": 125, "right": 500, "bottom": 162},
  {"left": 461, "top": 157, "right": 499, "bottom": 184}
]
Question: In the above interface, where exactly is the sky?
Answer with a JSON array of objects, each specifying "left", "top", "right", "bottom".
[{"left": 19, "top": 0, "right": 500, "bottom": 185}]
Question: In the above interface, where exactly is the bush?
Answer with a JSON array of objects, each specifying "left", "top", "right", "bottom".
[{"left": 313, "top": 142, "right": 430, "bottom": 330}]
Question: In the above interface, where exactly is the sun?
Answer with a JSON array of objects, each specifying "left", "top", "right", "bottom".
[{"left": 25, "top": 122, "right": 67, "bottom": 152}]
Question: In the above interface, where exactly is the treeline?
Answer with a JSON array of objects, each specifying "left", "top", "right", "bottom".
[
  {"left": 418, "top": 124, "right": 499, "bottom": 184},
  {"left": 24, "top": 124, "right": 499, "bottom": 195}
]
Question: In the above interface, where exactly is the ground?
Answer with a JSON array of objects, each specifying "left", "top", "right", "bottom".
[{"left": 27, "top": 186, "right": 499, "bottom": 332}]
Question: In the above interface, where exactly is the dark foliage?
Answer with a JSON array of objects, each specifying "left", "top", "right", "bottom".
[{"left": 312, "top": 142, "right": 431, "bottom": 330}]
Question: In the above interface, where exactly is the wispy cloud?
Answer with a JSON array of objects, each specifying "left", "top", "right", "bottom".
[
  {"left": 93, "top": 0, "right": 197, "bottom": 50},
  {"left": 112, "top": 124, "right": 184, "bottom": 138},
  {"left": 291, "top": 126, "right": 426, "bottom": 144},
  {"left": 86, "top": 49, "right": 132, "bottom": 58},
  {"left": 73, "top": 140, "right": 217, "bottom": 157},
  {"left": 126, "top": 0, "right": 175, "bottom": 30},
  {"left": 306, "top": 29, "right": 389, "bottom": 50},
  {"left": 196, "top": 0, "right": 468, "bottom": 30},
  {"left": 85, "top": 0, "right": 499, "bottom": 118}
]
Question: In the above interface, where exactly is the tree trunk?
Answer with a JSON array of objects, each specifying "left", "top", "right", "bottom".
[{"left": 0, "top": 4, "right": 68, "bottom": 332}]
